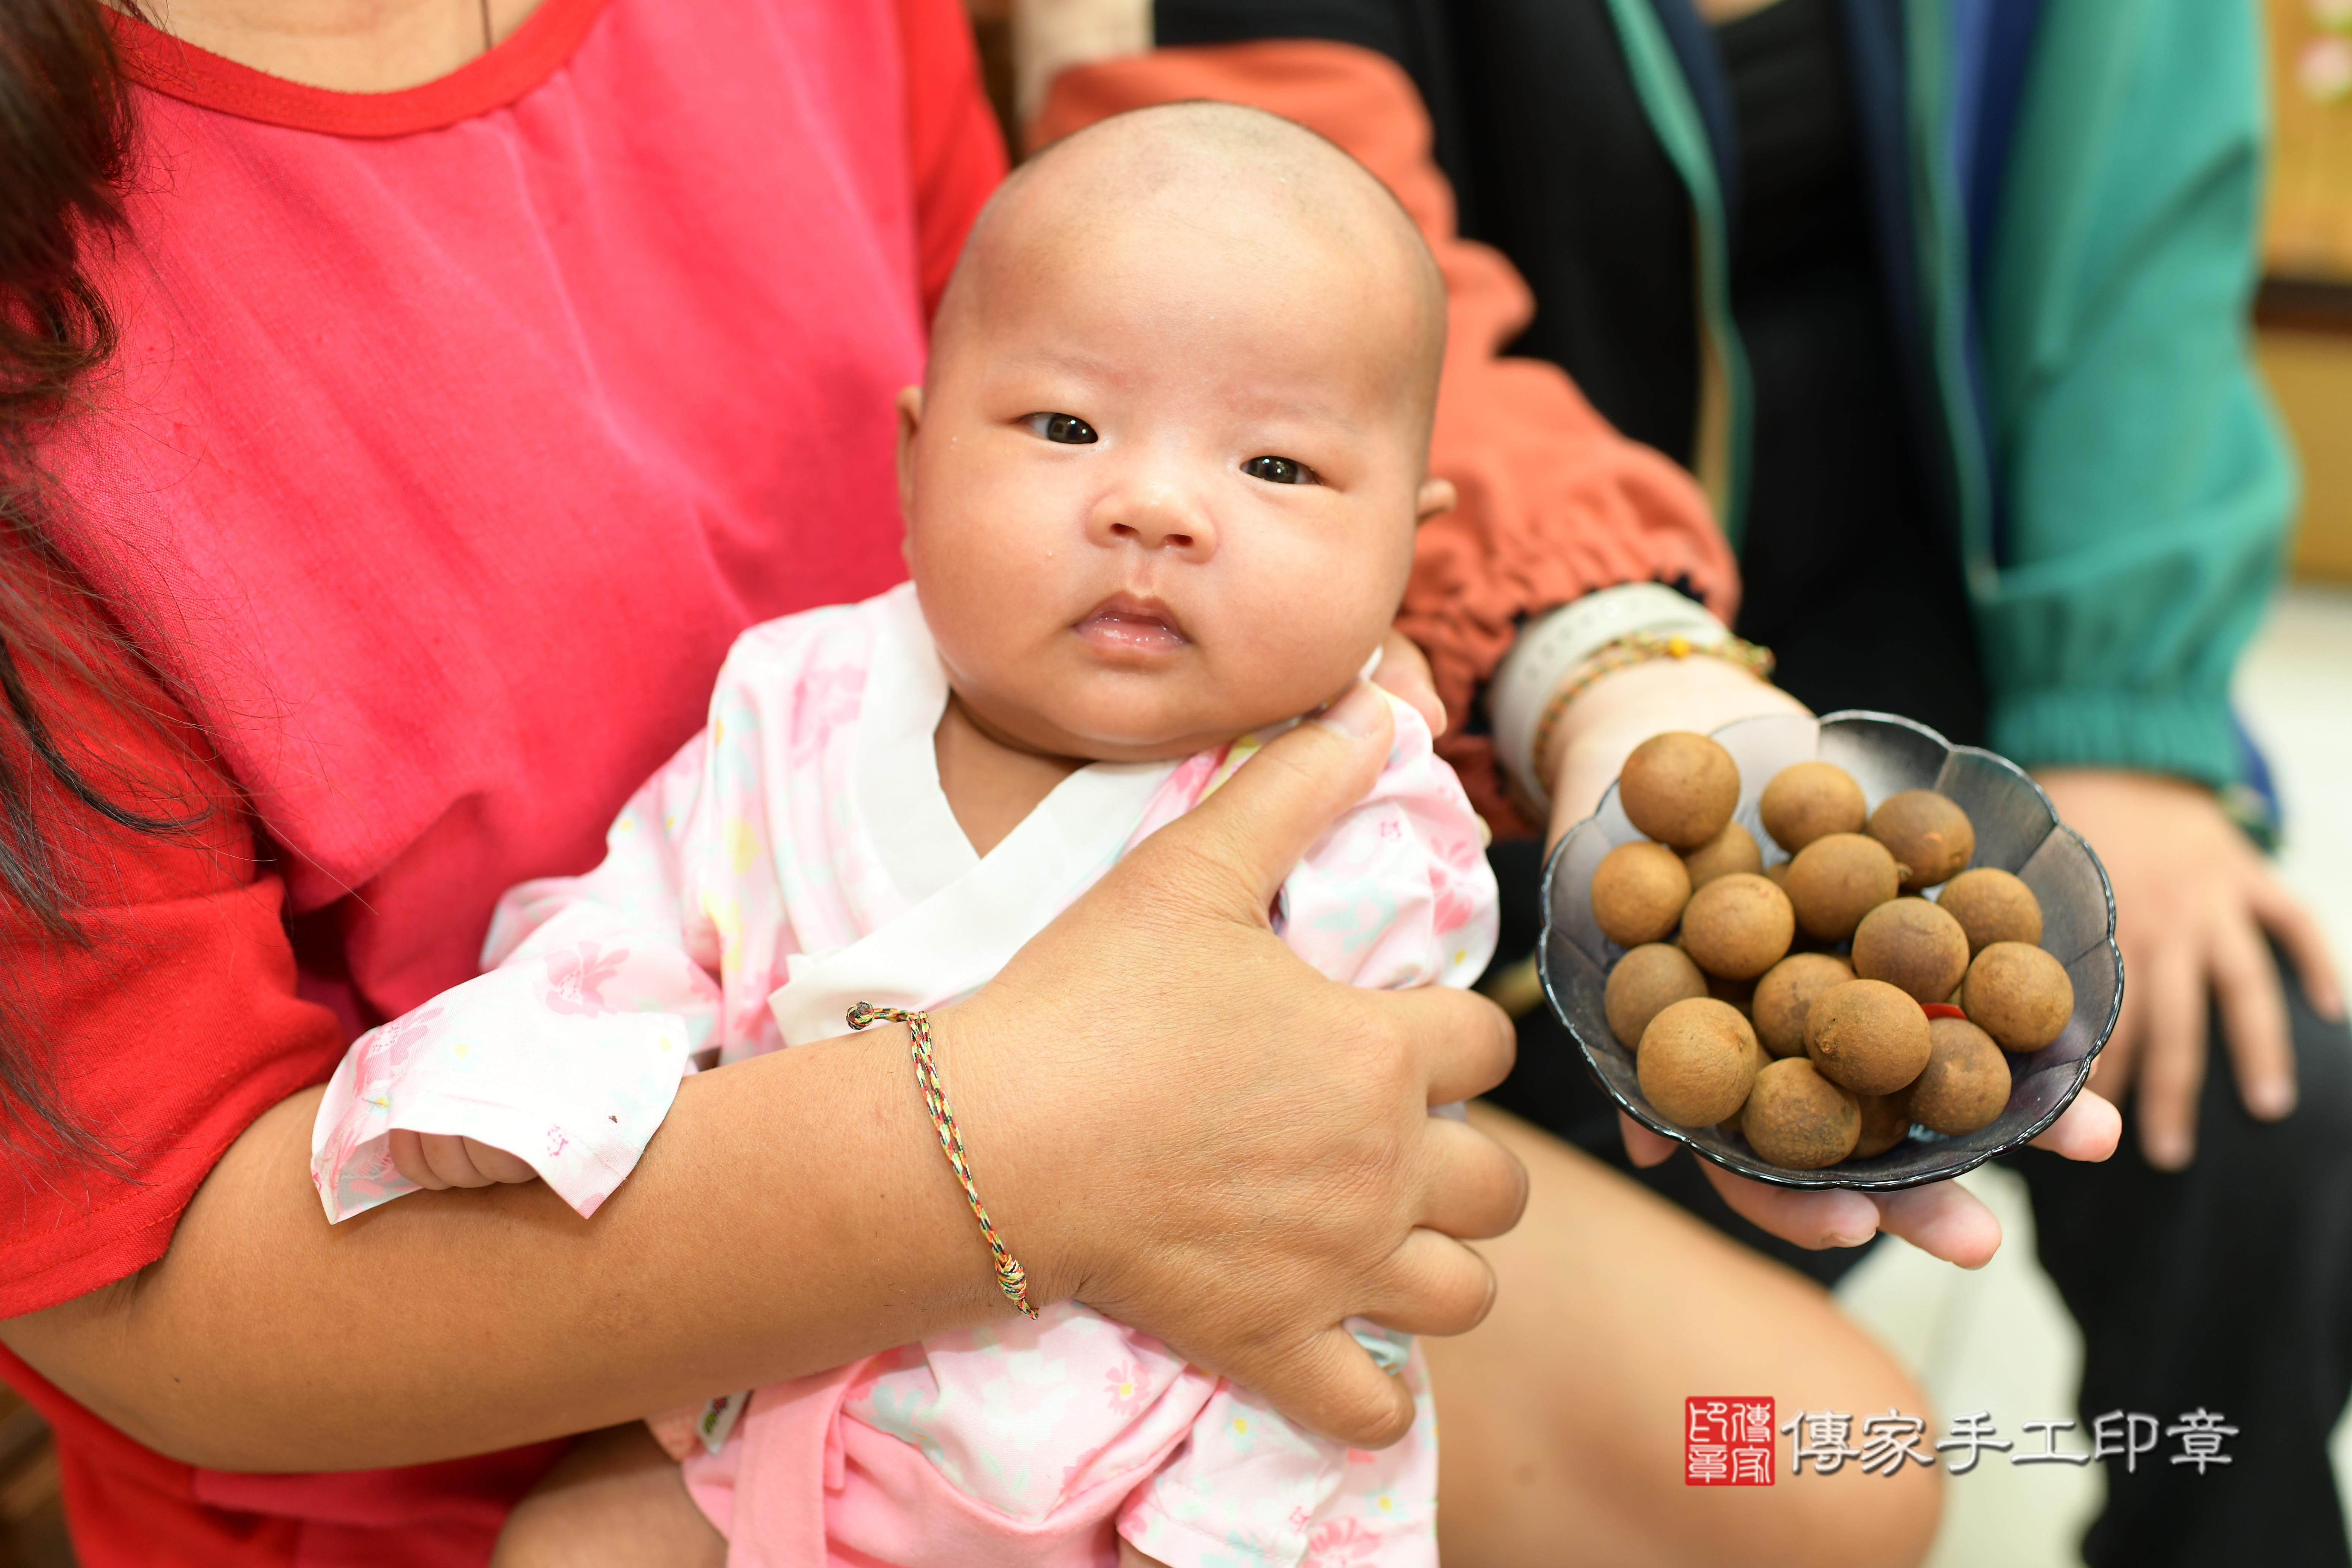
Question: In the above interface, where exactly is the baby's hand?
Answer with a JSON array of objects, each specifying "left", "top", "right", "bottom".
[
  {"left": 389, "top": 1130, "right": 541, "bottom": 1190},
  {"left": 1116, "top": 1541, "right": 1171, "bottom": 1568}
]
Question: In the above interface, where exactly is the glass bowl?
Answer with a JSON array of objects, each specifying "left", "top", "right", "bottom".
[{"left": 1538, "top": 711, "right": 2124, "bottom": 1190}]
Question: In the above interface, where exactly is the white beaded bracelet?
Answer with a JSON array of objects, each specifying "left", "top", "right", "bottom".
[{"left": 1486, "top": 583, "right": 1736, "bottom": 815}]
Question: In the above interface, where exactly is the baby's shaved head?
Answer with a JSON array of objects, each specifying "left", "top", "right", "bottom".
[
  {"left": 900, "top": 103, "right": 1459, "bottom": 763},
  {"left": 932, "top": 101, "right": 1447, "bottom": 436}
]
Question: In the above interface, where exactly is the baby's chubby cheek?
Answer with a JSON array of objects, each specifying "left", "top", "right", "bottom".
[
  {"left": 906, "top": 468, "right": 1413, "bottom": 750},
  {"left": 1212, "top": 578, "right": 1389, "bottom": 716}
]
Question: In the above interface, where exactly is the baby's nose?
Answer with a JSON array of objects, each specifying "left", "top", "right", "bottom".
[{"left": 1091, "top": 484, "right": 1217, "bottom": 558}]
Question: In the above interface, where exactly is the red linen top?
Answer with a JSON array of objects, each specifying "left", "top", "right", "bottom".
[{"left": 1, "top": 0, "right": 1001, "bottom": 1561}]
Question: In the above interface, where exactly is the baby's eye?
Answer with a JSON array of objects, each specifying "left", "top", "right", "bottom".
[
  {"left": 1027, "top": 413, "right": 1099, "bottom": 444},
  {"left": 1243, "top": 455, "right": 1316, "bottom": 486}
]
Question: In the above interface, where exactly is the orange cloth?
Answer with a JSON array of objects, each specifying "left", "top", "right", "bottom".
[{"left": 1035, "top": 40, "right": 1739, "bottom": 835}]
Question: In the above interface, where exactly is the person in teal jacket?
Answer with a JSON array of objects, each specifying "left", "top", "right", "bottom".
[{"left": 1043, "top": 0, "right": 2351, "bottom": 1561}]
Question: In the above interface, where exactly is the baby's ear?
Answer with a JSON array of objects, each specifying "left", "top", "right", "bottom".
[
  {"left": 895, "top": 386, "right": 925, "bottom": 520},
  {"left": 1415, "top": 477, "right": 1457, "bottom": 523}
]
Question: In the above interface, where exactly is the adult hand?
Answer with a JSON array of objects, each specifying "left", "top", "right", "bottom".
[
  {"left": 1372, "top": 625, "right": 1446, "bottom": 737},
  {"left": 945, "top": 680, "right": 1525, "bottom": 1446},
  {"left": 1615, "top": 1097, "right": 2120, "bottom": 1268},
  {"left": 1538, "top": 656, "right": 2121, "bottom": 1267},
  {"left": 2038, "top": 768, "right": 2345, "bottom": 1170}
]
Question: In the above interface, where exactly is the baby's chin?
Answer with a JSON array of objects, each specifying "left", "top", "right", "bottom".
[{"left": 976, "top": 689, "right": 1329, "bottom": 766}]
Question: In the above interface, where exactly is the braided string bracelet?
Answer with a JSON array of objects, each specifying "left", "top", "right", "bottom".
[
  {"left": 1527, "top": 630, "right": 1776, "bottom": 794},
  {"left": 846, "top": 1002, "right": 1038, "bottom": 1318}
]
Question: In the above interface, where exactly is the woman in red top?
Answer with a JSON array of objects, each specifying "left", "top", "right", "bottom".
[{"left": 0, "top": 1, "right": 2060, "bottom": 1563}]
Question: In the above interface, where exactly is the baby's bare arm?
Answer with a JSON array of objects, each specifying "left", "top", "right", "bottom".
[{"left": 1116, "top": 1540, "right": 1171, "bottom": 1568}]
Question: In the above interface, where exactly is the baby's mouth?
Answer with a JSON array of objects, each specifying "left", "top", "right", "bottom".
[{"left": 1074, "top": 595, "right": 1190, "bottom": 655}]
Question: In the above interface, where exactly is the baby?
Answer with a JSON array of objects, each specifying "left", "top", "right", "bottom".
[{"left": 311, "top": 103, "right": 1497, "bottom": 1568}]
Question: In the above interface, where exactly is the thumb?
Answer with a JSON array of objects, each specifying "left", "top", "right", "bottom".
[
  {"left": 1238, "top": 1324, "right": 1421, "bottom": 1449},
  {"left": 1122, "top": 682, "right": 1394, "bottom": 923}
]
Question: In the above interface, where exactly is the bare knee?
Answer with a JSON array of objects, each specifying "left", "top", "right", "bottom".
[
  {"left": 1431, "top": 1107, "right": 1942, "bottom": 1568},
  {"left": 493, "top": 1423, "right": 725, "bottom": 1568}
]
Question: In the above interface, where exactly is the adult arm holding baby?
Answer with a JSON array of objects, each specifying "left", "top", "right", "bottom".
[{"left": 0, "top": 683, "right": 1521, "bottom": 1469}]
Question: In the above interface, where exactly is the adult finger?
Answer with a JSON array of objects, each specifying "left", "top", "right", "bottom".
[
  {"left": 1391, "top": 986, "right": 1516, "bottom": 1105},
  {"left": 2248, "top": 871, "right": 2347, "bottom": 1020},
  {"left": 1357, "top": 1227, "right": 1499, "bottom": 1337},
  {"left": 1870, "top": 1182, "right": 2001, "bottom": 1270},
  {"left": 1242, "top": 1325, "right": 1419, "bottom": 1449},
  {"left": 388, "top": 1129, "right": 449, "bottom": 1190},
  {"left": 1618, "top": 1111, "right": 1678, "bottom": 1170},
  {"left": 1129, "top": 681, "right": 1393, "bottom": 923},
  {"left": 2091, "top": 950, "right": 2147, "bottom": 1102},
  {"left": 2211, "top": 913, "right": 2296, "bottom": 1121},
  {"left": 1693, "top": 1159, "right": 1881, "bottom": 1250},
  {"left": 417, "top": 1132, "right": 499, "bottom": 1189},
  {"left": 1414, "top": 1116, "right": 1529, "bottom": 1242},
  {"left": 2030, "top": 1090, "right": 2121, "bottom": 1163},
  {"left": 1372, "top": 628, "right": 1446, "bottom": 738},
  {"left": 2134, "top": 937, "right": 2210, "bottom": 1170}
]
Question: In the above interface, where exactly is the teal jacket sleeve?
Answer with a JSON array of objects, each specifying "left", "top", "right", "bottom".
[{"left": 1974, "top": 0, "right": 2295, "bottom": 786}]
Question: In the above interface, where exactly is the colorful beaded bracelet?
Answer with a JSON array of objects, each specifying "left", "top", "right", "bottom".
[
  {"left": 1527, "top": 630, "right": 1777, "bottom": 797},
  {"left": 847, "top": 1001, "right": 1038, "bottom": 1318}
]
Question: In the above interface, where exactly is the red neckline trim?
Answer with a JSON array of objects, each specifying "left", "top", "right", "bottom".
[{"left": 108, "top": 0, "right": 611, "bottom": 138}]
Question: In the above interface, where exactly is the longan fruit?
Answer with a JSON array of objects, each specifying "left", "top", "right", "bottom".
[
  {"left": 1679, "top": 873, "right": 1795, "bottom": 981},
  {"left": 1604, "top": 944, "right": 1708, "bottom": 1048},
  {"left": 1784, "top": 833, "right": 1903, "bottom": 942},
  {"left": 1681, "top": 820, "right": 1763, "bottom": 888},
  {"left": 1909, "top": 1016, "right": 2012, "bottom": 1135},
  {"left": 1591, "top": 841, "right": 1691, "bottom": 947},
  {"left": 1752, "top": 952, "right": 1856, "bottom": 1057},
  {"left": 1759, "top": 760, "right": 1867, "bottom": 854},
  {"left": 1637, "top": 998, "right": 1762, "bottom": 1128},
  {"left": 1936, "top": 868, "right": 2043, "bottom": 955},
  {"left": 1742, "top": 1058, "right": 1862, "bottom": 1170},
  {"left": 1762, "top": 861, "right": 1791, "bottom": 888},
  {"left": 1852, "top": 1088, "right": 1914, "bottom": 1159},
  {"left": 1805, "top": 978, "right": 1932, "bottom": 1096},
  {"left": 1962, "top": 941, "right": 2075, "bottom": 1054},
  {"left": 1619, "top": 732, "right": 1741, "bottom": 849},
  {"left": 1868, "top": 789, "right": 1976, "bottom": 891},
  {"left": 1720, "top": 1035, "right": 1775, "bottom": 1138},
  {"left": 1851, "top": 899, "right": 1971, "bottom": 1006}
]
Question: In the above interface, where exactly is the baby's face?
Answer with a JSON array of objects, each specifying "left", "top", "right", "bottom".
[{"left": 900, "top": 169, "right": 1445, "bottom": 764}]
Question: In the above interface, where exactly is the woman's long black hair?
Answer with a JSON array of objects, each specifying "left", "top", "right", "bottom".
[{"left": 0, "top": 0, "right": 210, "bottom": 1168}]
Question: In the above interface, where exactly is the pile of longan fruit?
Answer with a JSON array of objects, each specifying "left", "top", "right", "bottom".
[{"left": 1590, "top": 733, "right": 2075, "bottom": 1171}]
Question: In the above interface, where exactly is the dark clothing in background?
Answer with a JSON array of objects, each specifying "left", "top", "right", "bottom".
[
  {"left": 1163, "top": 0, "right": 1992, "bottom": 738},
  {"left": 1713, "top": 0, "right": 1985, "bottom": 745},
  {"left": 1153, "top": 1, "right": 2352, "bottom": 1563}
]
